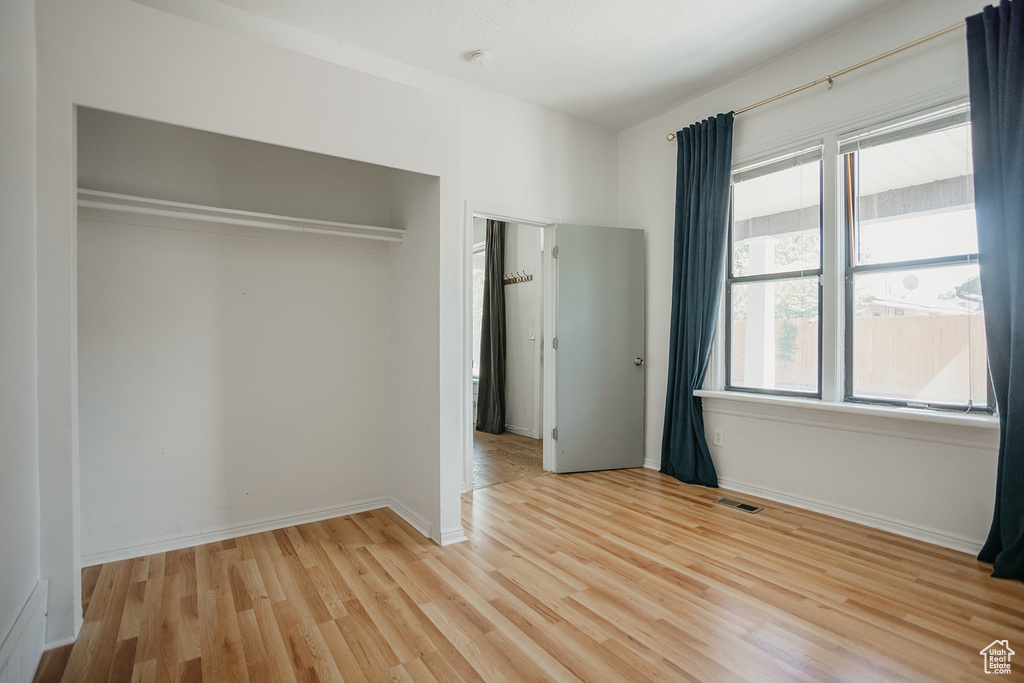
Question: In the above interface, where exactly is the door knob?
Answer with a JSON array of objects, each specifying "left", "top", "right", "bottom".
[{"left": 634, "top": 357, "right": 644, "bottom": 366}]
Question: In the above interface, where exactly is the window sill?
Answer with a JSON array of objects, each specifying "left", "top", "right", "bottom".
[{"left": 695, "top": 389, "right": 999, "bottom": 449}]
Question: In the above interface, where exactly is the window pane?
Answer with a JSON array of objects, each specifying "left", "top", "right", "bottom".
[
  {"left": 853, "top": 124, "right": 976, "bottom": 265},
  {"left": 731, "top": 277, "right": 819, "bottom": 393},
  {"left": 851, "top": 264, "right": 987, "bottom": 407},
  {"left": 732, "top": 160, "right": 821, "bottom": 277}
]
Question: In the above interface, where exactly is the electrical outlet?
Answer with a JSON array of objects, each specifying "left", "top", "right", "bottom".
[{"left": 713, "top": 428, "right": 723, "bottom": 446}]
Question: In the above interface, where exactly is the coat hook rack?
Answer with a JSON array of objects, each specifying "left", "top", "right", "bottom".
[{"left": 503, "top": 271, "right": 533, "bottom": 286}]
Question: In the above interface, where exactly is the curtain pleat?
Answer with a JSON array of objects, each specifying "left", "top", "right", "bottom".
[
  {"left": 476, "top": 220, "right": 507, "bottom": 434},
  {"left": 968, "top": 0, "right": 1024, "bottom": 580},
  {"left": 660, "top": 113, "right": 734, "bottom": 487}
]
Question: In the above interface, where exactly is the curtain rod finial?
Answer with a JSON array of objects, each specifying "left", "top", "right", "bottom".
[{"left": 667, "top": 132, "right": 677, "bottom": 141}]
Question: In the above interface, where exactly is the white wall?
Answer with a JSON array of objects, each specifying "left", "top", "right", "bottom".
[
  {"left": 387, "top": 173, "right": 446, "bottom": 541},
  {"left": 0, "top": 0, "right": 42, "bottom": 665},
  {"left": 460, "top": 94, "right": 618, "bottom": 225},
  {"left": 36, "top": 0, "right": 461, "bottom": 641},
  {"left": 618, "top": 0, "right": 997, "bottom": 552},
  {"left": 504, "top": 224, "right": 543, "bottom": 437},
  {"left": 77, "top": 215, "right": 393, "bottom": 561}
]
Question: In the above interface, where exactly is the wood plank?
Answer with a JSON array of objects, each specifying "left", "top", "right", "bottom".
[
  {"left": 31, "top": 644, "right": 73, "bottom": 683},
  {"left": 81, "top": 565, "right": 103, "bottom": 618},
  {"left": 213, "top": 565, "right": 249, "bottom": 683},
  {"left": 153, "top": 572, "right": 181, "bottom": 683},
  {"left": 251, "top": 597, "right": 300, "bottom": 683},
  {"left": 129, "top": 658, "right": 156, "bottom": 683},
  {"left": 106, "top": 636, "right": 138, "bottom": 683}
]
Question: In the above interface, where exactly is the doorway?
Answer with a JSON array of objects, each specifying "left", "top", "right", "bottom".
[{"left": 466, "top": 210, "right": 551, "bottom": 490}]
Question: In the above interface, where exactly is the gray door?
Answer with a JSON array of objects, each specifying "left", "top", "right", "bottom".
[{"left": 553, "top": 224, "right": 645, "bottom": 473}]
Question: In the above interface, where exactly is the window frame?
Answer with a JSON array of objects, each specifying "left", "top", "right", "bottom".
[
  {"left": 718, "top": 100, "right": 993, "bottom": 415},
  {"left": 724, "top": 148, "right": 825, "bottom": 399},
  {"left": 839, "top": 111, "right": 992, "bottom": 413}
]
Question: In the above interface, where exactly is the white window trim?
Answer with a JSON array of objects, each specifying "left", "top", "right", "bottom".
[
  {"left": 695, "top": 389, "right": 997, "bottom": 449},
  {"left": 708, "top": 100, "right": 990, "bottom": 425}
]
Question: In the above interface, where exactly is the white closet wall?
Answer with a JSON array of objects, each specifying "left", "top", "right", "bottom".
[
  {"left": 386, "top": 172, "right": 442, "bottom": 534},
  {"left": 77, "top": 108, "right": 395, "bottom": 225},
  {"left": 77, "top": 110, "right": 437, "bottom": 562}
]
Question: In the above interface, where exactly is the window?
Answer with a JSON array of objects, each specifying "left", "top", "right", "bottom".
[
  {"left": 842, "top": 108, "right": 988, "bottom": 411},
  {"left": 722, "top": 103, "right": 990, "bottom": 413},
  {"left": 727, "top": 149, "right": 822, "bottom": 396}
]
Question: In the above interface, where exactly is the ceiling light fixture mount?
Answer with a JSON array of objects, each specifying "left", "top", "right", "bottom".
[{"left": 469, "top": 50, "right": 492, "bottom": 67}]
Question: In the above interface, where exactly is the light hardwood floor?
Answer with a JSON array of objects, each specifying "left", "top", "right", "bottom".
[
  {"left": 47, "top": 468, "right": 1023, "bottom": 681},
  {"left": 472, "top": 430, "right": 544, "bottom": 489}
]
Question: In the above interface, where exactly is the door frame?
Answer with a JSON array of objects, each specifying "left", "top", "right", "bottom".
[{"left": 462, "top": 201, "right": 558, "bottom": 491}]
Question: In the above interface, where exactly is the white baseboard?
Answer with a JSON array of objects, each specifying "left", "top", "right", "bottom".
[
  {"left": 386, "top": 498, "right": 467, "bottom": 546},
  {"left": 505, "top": 424, "right": 539, "bottom": 439},
  {"left": 0, "top": 580, "right": 48, "bottom": 683},
  {"left": 387, "top": 497, "right": 432, "bottom": 540},
  {"left": 439, "top": 525, "right": 469, "bottom": 546},
  {"left": 460, "top": 481, "right": 468, "bottom": 494},
  {"left": 717, "top": 477, "right": 984, "bottom": 555},
  {"left": 81, "top": 496, "right": 390, "bottom": 566},
  {"left": 81, "top": 495, "right": 464, "bottom": 567},
  {"left": 43, "top": 637, "right": 74, "bottom": 651},
  {"left": 643, "top": 458, "right": 660, "bottom": 470}
]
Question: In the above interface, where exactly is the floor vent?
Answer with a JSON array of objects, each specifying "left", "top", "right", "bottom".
[{"left": 715, "top": 497, "right": 763, "bottom": 514}]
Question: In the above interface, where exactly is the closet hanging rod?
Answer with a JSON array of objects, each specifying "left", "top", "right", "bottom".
[
  {"left": 78, "top": 189, "right": 405, "bottom": 244},
  {"left": 666, "top": 21, "right": 966, "bottom": 141}
]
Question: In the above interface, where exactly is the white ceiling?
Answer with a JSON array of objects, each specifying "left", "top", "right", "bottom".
[{"left": 205, "top": 0, "right": 901, "bottom": 131}]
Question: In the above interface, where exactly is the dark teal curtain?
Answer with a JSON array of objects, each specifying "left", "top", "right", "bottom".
[
  {"left": 661, "top": 113, "right": 734, "bottom": 487},
  {"left": 968, "top": 1, "right": 1024, "bottom": 581}
]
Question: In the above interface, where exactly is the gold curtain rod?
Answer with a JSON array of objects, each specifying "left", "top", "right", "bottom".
[{"left": 666, "top": 21, "right": 966, "bottom": 141}]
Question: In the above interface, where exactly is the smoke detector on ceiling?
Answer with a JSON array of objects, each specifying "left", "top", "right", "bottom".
[{"left": 469, "top": 50, "right": 492, "bottom": 67}]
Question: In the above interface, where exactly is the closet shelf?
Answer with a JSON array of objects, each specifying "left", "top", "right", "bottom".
[{"left": 77, "top": 189, "right": 406, "bottom": 246}]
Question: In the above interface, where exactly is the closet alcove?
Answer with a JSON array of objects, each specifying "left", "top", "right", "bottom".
[{"left": 76, "top": 107, "right": 441, "bottom": 563}]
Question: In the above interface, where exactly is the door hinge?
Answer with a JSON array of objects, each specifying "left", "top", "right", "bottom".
[
  {"left": 552, "top": 427, "right": 558, "bottom": 441},
  {"left": 552, "top": 337, "right": 558, "bottom": 349},
  {"left": 552, "top": 245, "right": 559, "bottom": 258}
]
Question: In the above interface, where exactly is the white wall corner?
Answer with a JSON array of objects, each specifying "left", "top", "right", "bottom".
[
  {"left": 0, "top": 581, "right": 48, "bottom": 683},
  {"left": 439, "top": 526, "right": 469, "bottom": 546},
  {"left": 717, "top": 477, "right": 984, "bottom": 556},
  {"left": 387, "top": 497, "right": 433, "bottom": 541}
]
